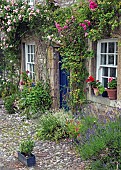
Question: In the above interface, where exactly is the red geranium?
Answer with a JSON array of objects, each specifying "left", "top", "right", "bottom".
[
  {"left": 86, "top": 75, "right": 95, "bottom": 83},
  {"left": 86, "top": 75, "right": 101, "bottom": 88}
]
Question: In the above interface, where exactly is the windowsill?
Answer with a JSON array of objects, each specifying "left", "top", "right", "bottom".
[{"left": 87, "top": 93, "right": 118, "bottom": 107}]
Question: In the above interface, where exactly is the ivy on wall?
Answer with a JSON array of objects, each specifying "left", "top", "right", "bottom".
[{"left": 0, "top": 0, "right": 121, "bottom": 111}]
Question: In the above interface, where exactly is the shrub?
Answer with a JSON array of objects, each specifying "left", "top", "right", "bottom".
[
  {"left": 2, "top": 80, "right": 18, "bottom": 98},
  {"left": 36, "top": 111, "right": 72, "bottom": 141},
  {"left": 79, "top": 117, "right": 121, "bottom": 169},
  {"left": 18, "top": 80, "right": 52, "bottom": 118},
  {"left": 65, "top": 115, "right": 98, "bottom": 144},
  {"left": 4, "top": 93, "right": 19, "bottom": 114},
  {"left": 90, "top": 119, "right": 121, "bottom": 169},
  {"left": 19, "top": 138, "right": 35, "bottom": 156}
]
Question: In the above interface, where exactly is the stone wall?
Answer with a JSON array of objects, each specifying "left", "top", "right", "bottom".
[
  {"left": 21, "top": 35, "right": 60, "bottom": 109},
  {"left": 82, "top": 101, "right": 121, "bottom": 123},
  {"left": 47, "top": 46, "right": 60, "bottom": 109}
]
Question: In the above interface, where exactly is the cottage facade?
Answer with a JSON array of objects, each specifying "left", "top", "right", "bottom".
[{"left": 19, "top": 0, "right": 121, "bottom": 114}]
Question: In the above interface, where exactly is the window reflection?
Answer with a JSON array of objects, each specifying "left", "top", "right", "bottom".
[
  {"left": 110, "top": 68, "right": 116, "bottom": 77},
  {"left": 101, "top": 43, "right": 107, "bottom": 53},
  {"left": 101, "top": 54, "right": 106, "bottom": 65},
  {"left": 102, "top": 78, "right": 108, "bottom": 88},
  {"left": 108, "top": 42, "right": 114, "bottom": 53},
  {"left": 108, "top": 55, "right": 114, "bottom": 65},
  {"left": 102, "top": 67, "right": 108, "bottom": 76}
]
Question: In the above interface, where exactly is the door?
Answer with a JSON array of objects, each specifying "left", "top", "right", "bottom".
[{"left": 59, "top": 56, "right": 69, "bottom": 109}]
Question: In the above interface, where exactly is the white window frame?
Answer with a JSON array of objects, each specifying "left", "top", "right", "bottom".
[
  {"left": 28, "top": 0, "right": 35, "bottom": 6},
  {"left": 97, "top": 39, "right": 118, "bottom": 87},
  {"left": 25, "top": 43, "right": 35, "bottom": 80},
  {"left": 23, "top": 0, "right": 35, "bottom": 6}
]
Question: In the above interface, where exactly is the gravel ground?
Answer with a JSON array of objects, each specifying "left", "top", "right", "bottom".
[{"left": 0, "top": 100, "right": 88, "bottom": 170}]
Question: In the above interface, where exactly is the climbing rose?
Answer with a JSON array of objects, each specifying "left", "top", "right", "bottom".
[
  {"left": 79, "top": 23, "right": 87, "bottom": 30},
  {"left": 84, "top": 20, "right": 91, "bottom": 26},
  {"left": 89, "top": 0, "right": 98, "bottom": 10},
  {"left": 63, "top": 25, "right": 68, "bottom": 29}
]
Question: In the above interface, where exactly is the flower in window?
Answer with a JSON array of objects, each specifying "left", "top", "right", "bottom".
[
  {"left": 108, "top": 77, "right": 117, "bottom": 89},
  {"left": 86, "top": 75, "right": 101, "bottom": 88},
  {"left": 86, "top": 76, "right": 105, "bottom": 95}
]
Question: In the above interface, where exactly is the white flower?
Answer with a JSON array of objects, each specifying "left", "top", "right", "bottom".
[
  {"left": 7, "top": 19, "right": 11, "bottom": 25},
  {"left": 13, "top": 18, "right": 16, "bottom": 23},
  {"left": 47, "top": 35, "right": 51, "bottom": 40},
  {"left": 36, "top": 9, "right": 40, "bottom": 13},
  {"left": 7, "top": 26, "right": 12, "bottom": 32}
]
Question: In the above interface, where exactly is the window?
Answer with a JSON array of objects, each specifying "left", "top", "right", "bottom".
[
  {"left": 25, "top": 43, "right": 35, "bottom": 80},
  {"left": 23, "top": 0, "right": 35, "bottom": 6},
  {"left": 97, "top": 39, "right": 118, "bottom": 88},
  {"left": 28, "top": 0, "right": 35, "bottom": 6}
]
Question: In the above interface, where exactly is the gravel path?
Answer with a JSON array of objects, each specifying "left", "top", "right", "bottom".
[{"left": 0, "top": 100, "right": 87, "bottom": 170}]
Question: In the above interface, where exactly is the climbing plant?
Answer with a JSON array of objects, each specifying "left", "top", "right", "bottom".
[{"left": 0, "top": 0, "right": 121, "bottom": 111}]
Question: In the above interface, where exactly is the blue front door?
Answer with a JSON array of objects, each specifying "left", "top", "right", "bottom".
[{"left": 59, "top": 56, "right": 69, "bottom": 109}]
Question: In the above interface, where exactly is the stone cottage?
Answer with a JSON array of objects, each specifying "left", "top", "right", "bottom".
[{"left": 19, "top": 0, "right": 121, "bottom": 117}]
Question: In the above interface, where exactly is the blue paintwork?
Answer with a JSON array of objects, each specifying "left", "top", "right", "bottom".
[{"left": 59, "top": 56, "right": 69, "bottom": 110}]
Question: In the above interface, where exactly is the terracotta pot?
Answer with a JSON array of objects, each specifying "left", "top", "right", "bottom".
[
  {"left": 106, "top": 88, "right": 117, "bottom": 100},
  {"left": 93, "top": 88, "right": 99, "bottom": 96}
]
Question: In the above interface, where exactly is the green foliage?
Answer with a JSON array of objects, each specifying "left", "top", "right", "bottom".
[
  {"left": 79, "top": 117, "right": 121, "bottom": 169},
  {"left": 36, "top": 111, "right": 71, "bottom": 141},
  {"left": 66, "top": 115, "right": 97, "bottom": 142},
  {"left": 108, "top": 78, "right": 117, "bottom": 89},
  {"left": 18, "top": 80, "right": 52, "bottom": 118},
  {"left": 0, "top": 50, "right": 20, "bottom": 98},
  {"left": 91, "top": 119, "right": 121, "bottom": 170},
  {"left": 19, "top": 138, "right": 35, "bottom": 156},
  {"left": 4, "top": 94, "right": 18, "bottom": 114},
  {"left": 0, "top": 0, "right": 120, "bottom": 111}
]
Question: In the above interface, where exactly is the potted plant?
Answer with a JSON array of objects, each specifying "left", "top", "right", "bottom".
[
  {"left": 106, "top": 77, "right": 117, "bottom": 100},
  {"left": 18, "top": 138, "right": 36, "bottom": 167},
  {"left": 86, "top": 76, "right": 105, "bottom": 96}
]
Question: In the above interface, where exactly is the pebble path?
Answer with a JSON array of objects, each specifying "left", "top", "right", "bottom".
[{"left": 0, "top": 99, "right": 87, "bottom": 170}]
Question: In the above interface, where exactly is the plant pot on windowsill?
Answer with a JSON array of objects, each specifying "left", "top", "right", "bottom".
[
  {"left": 106, "top": 88, "right": 117, "bottom": 100},
  {"left": 93, "top": 87, "right": 99, "bottom": 96}
]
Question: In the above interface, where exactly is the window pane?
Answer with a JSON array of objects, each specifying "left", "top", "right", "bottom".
[
  {"left": 101, "top": 43, "right": 107, "bottom": 53},
  {"left": 30, "top": 64, "right": 32, "bottom": 72},
  {"left": 116, "top": 55, "right": 117, "bottom": 65},
  {"left": 108, "top": 55, "right": 114, "bottom": 65},
  {"left": 33, "top": 45, "right": 35, "bottom": 53},
  {"left": 28, "top": 54, "right": 30, "bottom": 62},
  {"left": 110, "top": 68, "right": 116, "bottom": 77},
  {"left": 31, "top": 54, "right": 34, "bottom": 62},
  {"left": 28, "top": 45, "right": 30, "bottom": 53},
  {"left": 116, "top": 42, "right": 118, "bottom": 53},
  {"left": 31, "top": 45, "right": 33, "bottom": 53},
  {"left": 101, "top": 54, "right": 106, "bottom": 65},
  {"left": 33, "top": 64, "right": 34, "bottom": 72},
  {"left": 108, "top": 42, "right": 114, "bottom": 53},
  {"left": 102, "top": 78, "right": 108, "bottom": 88},
  {"left": 102, "top": 67, "right": 108, "bottom": 76}
]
